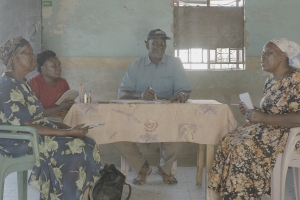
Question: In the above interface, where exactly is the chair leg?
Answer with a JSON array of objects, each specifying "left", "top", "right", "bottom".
[
  {"left": 197, "top": 144, "right": 204, "bottom": 186},
  {"left": 0, "top": 174, "right": 4, "bottom": 200},
  {"left": 280, "top": 134, "right": 300, "bottom": 200},
  {"left": 17, "top": 171, "right": 28, "bottom": 200},
  {"left": 271, "top": 153, "right": 282, "bottom": 200},
  {"left": 0, "top": 157, "right": 5, "bottom": 200},
  {"left": 293, "top": 167, "right": 300, "bottom": 200},
  {"left": 121, "top": 156, "right": 130, "bottom": 180}
]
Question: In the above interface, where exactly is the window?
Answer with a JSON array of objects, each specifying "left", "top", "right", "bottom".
[
  {"left": 173, "top": 0, "right": 245, "bottom": 70},
  {"left": 175, "top": 48, "right": 244, "bottom": 70},
  {"left": 175, "top": 0, "right": 244, "bottom": 7}
]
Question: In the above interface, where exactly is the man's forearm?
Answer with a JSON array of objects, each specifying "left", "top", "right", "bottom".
[{"left": 118, "top": 90, "right": 142, "bottom": 99}]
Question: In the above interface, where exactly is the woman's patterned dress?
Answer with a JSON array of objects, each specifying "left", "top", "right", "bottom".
[
  {"left": 208, "top": 69, "right": 300, "bottom": 200},
  {"left": 0, "top": 75, "right": 101, "bottom": 200}
]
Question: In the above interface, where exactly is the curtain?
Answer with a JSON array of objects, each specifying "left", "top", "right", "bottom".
[{"left": 174, "top": 6, "right": 244, "bottom": 49}]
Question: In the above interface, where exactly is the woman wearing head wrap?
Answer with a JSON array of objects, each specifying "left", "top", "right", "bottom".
[
  {"left": 28, "top": 50, "right": 73, "bottom": 119},
  {"left": 208, "top": 38, "right": 300, "bottom": 199},
  {"left": 0, "top": 37, "right": 101, "bottom": 199}
]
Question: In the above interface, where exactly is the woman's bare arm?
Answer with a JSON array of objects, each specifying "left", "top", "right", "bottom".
[
  {"left": 43, "top": 99, "right": 74, "bottom": 117},
  {"left": 250, "top": 109, "right": 300, "bottom": 128},
  {"left": 49, "top": 121, "right": 71, "bottom": 129},
  {"left": 22, "top": 121, "right": 88, "bottom": 138}
]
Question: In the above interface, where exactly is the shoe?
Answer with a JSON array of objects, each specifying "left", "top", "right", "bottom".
[
  {"left": 157, "top": 165, "right": 178, "bottom": 184},
  {"left": 132, "top": 162, "right": 152, "bottom": 185}
]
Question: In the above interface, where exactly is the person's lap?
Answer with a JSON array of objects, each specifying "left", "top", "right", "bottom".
[
  {"left": 209, "top": 123, "right": 285, "bottom": 198},
  {"left": 28, "top": 135, "right": 101, "bottom": 199}
]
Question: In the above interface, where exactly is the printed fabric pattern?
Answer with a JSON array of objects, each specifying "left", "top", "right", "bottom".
[
  {"left": 0, "top": 75, "right": 101, "bottom": 200},
  {"left": 208, "top": 69, "right": 300, "bottom": 199}
]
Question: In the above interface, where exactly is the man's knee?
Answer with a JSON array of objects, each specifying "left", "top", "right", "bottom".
[
  {"left": 114, "top": 142, "right": 136, "bottom": 149},
  {"left": 160, "top": 142, "right": 184, "bottom": 154}
]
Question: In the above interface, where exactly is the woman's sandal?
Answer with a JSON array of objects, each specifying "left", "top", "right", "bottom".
[{"left": 157, "top": 165, "right": 178, "bottom": 184}]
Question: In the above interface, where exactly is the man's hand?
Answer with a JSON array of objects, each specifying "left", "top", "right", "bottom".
[
  {"left": 140, "top": 87, "right": 157, "bottom": 100},
  {"left": 170, "top": 92, "right": 187, "bottom": 103}
]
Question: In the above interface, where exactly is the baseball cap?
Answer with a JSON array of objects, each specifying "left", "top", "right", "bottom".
[{"left": 147, "top": 29, "right": 171, "bottom": 41}]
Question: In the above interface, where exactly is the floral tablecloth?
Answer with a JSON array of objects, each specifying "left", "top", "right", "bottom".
[{"left": 63, "top": 100, "right": 237, "bottom": 145}]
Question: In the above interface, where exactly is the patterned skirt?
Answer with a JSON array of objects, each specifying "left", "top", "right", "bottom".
[
  {"left": 208, "top": 123, "right": 289, "bottom": 200},
  {"left": 0, "top": 135, "right": 101, "bottom": 200}
]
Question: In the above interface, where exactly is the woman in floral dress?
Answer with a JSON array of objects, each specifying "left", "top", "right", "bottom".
[
  {"left": 208, "top": 38, "right": 300, "bottom": 200},
  {"left": 0, "top": 37, "right": 101, "bottom": 200}
]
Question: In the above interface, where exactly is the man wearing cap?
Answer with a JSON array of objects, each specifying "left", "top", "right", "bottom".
[{"left": 114, "top": 29, "right": 192, "bottom": 185}]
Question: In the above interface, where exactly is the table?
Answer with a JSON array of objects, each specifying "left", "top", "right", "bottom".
[{"left": 63, "top": 100, "right": 237, "bottom": 200}]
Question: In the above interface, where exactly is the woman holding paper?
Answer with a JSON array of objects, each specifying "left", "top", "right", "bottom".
[
  {"left": 0, "top": 37, "right": 101, "bottom": 200},
  {"left": 208, "top": 38, "right": 300, "bottom": 199},
  {"left": 28, "top": 50, "right": 74, "bottom": 119}
]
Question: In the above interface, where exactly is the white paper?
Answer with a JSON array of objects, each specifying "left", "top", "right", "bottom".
[
  {"left": 186, "top": 99, "right": 221, "bottom": 104},
  {"left": 239, "top": 92, "right": 254, "bottom": 109},
  {"left": 55, "top": 90, "right": 79, "bottom": 105},
  {"left": 82, "top": 124, "right": 105, "bottom": 129},
  {"left": 110, "top": 99, "right": 168, "bottom": 104}
]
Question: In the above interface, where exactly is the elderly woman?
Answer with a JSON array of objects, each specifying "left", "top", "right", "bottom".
[
  {"left": 28, "top": 50, "right": 73, "bottom": 119},
  {"left": 0, "top": 37, "right": 101, "bottom": 200},
  {"left": 208, "top": 38, "right": 300, "bottom": 200}
]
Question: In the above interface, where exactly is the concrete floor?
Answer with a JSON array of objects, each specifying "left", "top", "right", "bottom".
[{"left": 2, "top": 155, "right": 297, "bottom": 200}]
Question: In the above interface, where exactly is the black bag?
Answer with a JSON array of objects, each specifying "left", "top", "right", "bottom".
[{"left": 90, "top": 164, "right": 131, "bottom": 200}]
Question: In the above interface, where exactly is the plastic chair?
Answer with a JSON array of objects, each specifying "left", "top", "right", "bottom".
[
  {"left": 271, "top": 127, "right": 300, "bottom": 200},
  {"left": 0, "top": 125, "right": 39, "bottom": 200}
]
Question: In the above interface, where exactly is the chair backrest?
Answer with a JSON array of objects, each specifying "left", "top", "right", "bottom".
[
  {"left": 279, "top": 127, "right": 300, "bottom": 200},
  {"left": 0, "top": 125, "right": 39, "bottom": 200},
  {"left": 0, "top": 125, "right": 39, "bottom": 157}
]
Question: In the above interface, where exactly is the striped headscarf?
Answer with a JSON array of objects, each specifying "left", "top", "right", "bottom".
[
  {"left": 0, "top": 36, "right": 29, "bottom": 72},
  {"left": 270, "top": 38, "right": 300, "bottom": 69}
]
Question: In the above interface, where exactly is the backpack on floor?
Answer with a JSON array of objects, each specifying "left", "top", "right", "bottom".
[{"left": 90, "top": 163, "right": 131, "bottom": 200}]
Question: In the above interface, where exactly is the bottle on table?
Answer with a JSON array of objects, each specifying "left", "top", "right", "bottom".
[
  {"left": 87, "top": 91, "right": 92, "bottom": 103},
  {"left": 84, "top": 91, "right": 87, "bottom": 103},
  {"left": 79, "top": 82, "right": 84, "bottom": 103}
]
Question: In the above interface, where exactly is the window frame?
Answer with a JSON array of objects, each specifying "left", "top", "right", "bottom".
[{"left": 173, "top": 0, "right": 245, "bottom": 71}]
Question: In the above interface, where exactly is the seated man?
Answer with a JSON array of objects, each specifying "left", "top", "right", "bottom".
[{"left": 114, "top": 29, "right": 192, "bottom": 185}]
